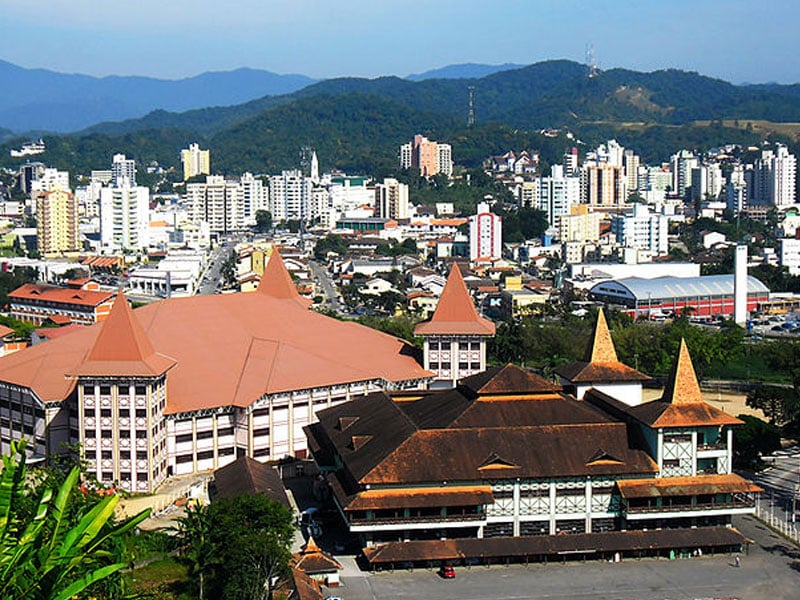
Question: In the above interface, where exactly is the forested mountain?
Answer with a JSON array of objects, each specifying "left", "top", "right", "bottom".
[
  {"left": 0, "top": 60, "right": 315, "bottom": 133},
  {"left": 406, "top": 63, "right": 524, "bottom": 81},
  {"left": 2, "top": 60, "right": 800, "bottom": 178}
]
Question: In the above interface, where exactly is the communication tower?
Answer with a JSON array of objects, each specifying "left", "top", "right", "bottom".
[{"left": 467, "top": 86, "right": 475, "bottom": 128}]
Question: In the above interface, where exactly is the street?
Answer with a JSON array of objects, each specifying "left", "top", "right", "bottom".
[
  {"left": 329, "top": 516, "right": 798, "bottom": 600},
  {"left": 309, "top": 260, "right": 345, "bottom": 314}
]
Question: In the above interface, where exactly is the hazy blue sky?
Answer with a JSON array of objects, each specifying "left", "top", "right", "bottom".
[{"left": 1, "top": 0, "right": 798, "bottom": 83}]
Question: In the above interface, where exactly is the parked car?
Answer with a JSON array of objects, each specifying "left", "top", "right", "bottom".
[{"left": 438, "top": 565, "right": 456, "bottom": 579}]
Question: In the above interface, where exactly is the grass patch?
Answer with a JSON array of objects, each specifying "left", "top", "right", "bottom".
[
  {"left": 126, "top": 557, "right": 193, "bottom": 599},
  {"left": 705, "top": 350, "right": 791, "bottom": 384}
]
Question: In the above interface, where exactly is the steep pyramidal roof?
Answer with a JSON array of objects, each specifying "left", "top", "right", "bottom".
[
  {"left": 554, "top": 310, "right": 649, "bottom": 384},
  {"left": 662, "top": 339, "right": 704, "bottom": 405},
  {"left": 586, "top": 309, "right": 618, "bottom": 363},
  {"left": 257, "top": 248, "right": 311, "bottom": 306},
  {"left": 414, "top": 263, "right": 495, "bottom": 336},
  {"left": 620, "top": 339, "right": 741, "bottom": 428},
  {"left": 75, "top": 293, "right": 175, "bottom": 376}
]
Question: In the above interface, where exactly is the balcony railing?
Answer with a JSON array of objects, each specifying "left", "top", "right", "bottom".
[
  {"left": 349, "top": 513, "right": 485, "bottom": 526},
  {"left": 624, "top": 498, "right": 755, "bottom": 515},
  {"left": 697, "top": 442, "right": 727, "bottom": 451}
]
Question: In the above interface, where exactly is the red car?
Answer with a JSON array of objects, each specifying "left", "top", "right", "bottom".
[{"left": 438, "top": 565, "right": 456, "bottom": 579}]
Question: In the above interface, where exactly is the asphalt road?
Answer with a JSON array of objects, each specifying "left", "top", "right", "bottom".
[
  {"left": 329, "top": 516, "right": 798, "bottom": 600},
  {"left": 197, "top": 243, "right": 230, "bottom": 295},
  {"left": 309, "top": 260, "right": 345, "bottom": 313}
]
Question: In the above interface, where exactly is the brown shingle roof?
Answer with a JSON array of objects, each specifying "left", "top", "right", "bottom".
[
  {"left": 554, "top": 310, "right": 649, "bottom": 384},
  {"left": 361, "top": 423, "right": 657, "bottom": 484},
  {"left": 362, "top": 526, "right": 746, "bottom": 564},
  {"left": 414, "top": 263, "right": 495, "bottom": 336},
  {"left": 662, "top": 338, "right": 703, "bottom": 405},
  {"left": 617, "top": 474, "right": 762, "bottom": 499},
  {"left": 294, "top": 536, "right": 343, "bottom": 574},
  {"left": 587, "top": 309, "right": 617, "bottom": 362},
  {"left": 212, "top": 456, "right": 290, "bottom": 506},
  {"left": 342, "top": 485, "right": 494, "bottom": 511},
  {"left": 627, "top": 340, "right": 742, "bottom": 428}
]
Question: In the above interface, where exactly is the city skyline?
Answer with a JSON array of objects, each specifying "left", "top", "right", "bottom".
[{"left": 1, "top": 0, "right": 799, "bottom": 84}]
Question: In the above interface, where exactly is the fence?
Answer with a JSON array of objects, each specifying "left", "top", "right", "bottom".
[{"left": 754, "top": 492, "right": 800, "bottom": 545}]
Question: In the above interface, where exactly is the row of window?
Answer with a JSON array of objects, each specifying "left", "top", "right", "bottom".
[
  {"left": 0, "top": 402, "right": 45, "bottom": 418},
  {"left": 84, "top": 385, "right": 148, "bottom": 396},
  {"left": 87, "top": 449, "right": 148, "bottom": 460},
  {"left": 428, "top": 341, "right": 481, "bottom": 351},
  {"left": 175, "top": 427, "right": 235, "bottom": 444},
  {"left": 175, "top": 447, "right": 236, "bottom": 464},
  {"left": 429, "top": 362, "right": 481, "bottom": 371}
]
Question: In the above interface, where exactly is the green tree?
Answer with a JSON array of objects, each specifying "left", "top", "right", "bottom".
[
  {"left": 746, "top": 385, "right": 794, "bottom": 426},
  {"left": 221, "top": 249, "right": 238, "bottom": 288},
  {"left": 203, "top": 494, "right": 295, "bottom": 600},
  {"left": 254, "top": 210, "right": 273, "bottom": 233},
  {"left": 733, "top": 414, "right": 782, "bottom": 469},
  {"left": 174, "top": 504, "right": 212, "bottom": 600},
  {"left": 0, "top": 440, "right": 150, "bottom": 600}
]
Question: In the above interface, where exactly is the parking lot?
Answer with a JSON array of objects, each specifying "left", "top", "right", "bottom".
[{"left": 326, "top": 516, "right": 799, "bottom": 600}]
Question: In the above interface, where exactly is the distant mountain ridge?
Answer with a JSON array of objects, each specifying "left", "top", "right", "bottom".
[
  {"left": 406, "top": 62, "right": 525, "bottom": 81},
  {"left": 0, "top": 60, "right": 316, "bottom": 133}
]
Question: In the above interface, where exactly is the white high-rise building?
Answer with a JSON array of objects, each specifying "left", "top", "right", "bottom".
[
  {"left": 310, "top": 151, "right": 320, "bottom": 184},
  {"left": 610, "top": 203, "right": 669, "bottom": 255},
  {"left": 752, "top": 144, "right": 796, "bottom": 207},
  {"left": 690, "top": 163, "right": 724, "bottom": 201},
  {"left": 534, "top": 165, "right": 580, "bottom": 227},
  {"left": 437, "top": 144, "right": 453, "bottom": 178},
  {"left": 726, "top": 164, "right": 750, "bottom": 215},
  {"left": 238, "top": 173, "right": 269, "bottom": 225},
  {"left": 181, "top": 143, "right": 211, "bottom": 181},
  {"left": 670, "top": 150, "right": 698, "bottom": 197},
  {"left": 111, "top": 154, "right": 136, "bottom": 186},
  {"left": 375, "top": 178, "right": 410, "bottom": 220},
  {"left": 623, "top": 149, "right": 640, "bottom": 194},
  {"left": 100, "top": 183, "right": 150, "bottom": 251},
  {"left": 186, "top": 175, "right": 242, "bottom": 235},
  {"left": 469, "top": 202, "right": 502, "bottom": 261},
  {"left": 269, "top": 170, "right": 311, "bottom": 223}
]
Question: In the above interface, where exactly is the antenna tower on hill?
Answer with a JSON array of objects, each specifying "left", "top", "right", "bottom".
[
  {"left": 467, "top": 86, "right": 475, "bottom": 127},
  {"left": 586, "top": 43, "right": 599, "bottom": 79}
]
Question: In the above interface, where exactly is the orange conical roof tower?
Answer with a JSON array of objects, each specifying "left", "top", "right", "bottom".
[
  {"left": 414, "top": 263, "right": 495, "bottom": 336},
  {"left": 661, "top": 339, "right": 704, "bottom": 405},
  {"left": 257, "top": 248, "right": 311, "bottom": 306},
  {"left": 74, "top": 293, "right": 175, "bottom": 376},
  {"left": 632, "top": 338, "right": 741, "bottom": 428},
  {"left": 585, "top": 308, "right": 618, "bottom": 363}
]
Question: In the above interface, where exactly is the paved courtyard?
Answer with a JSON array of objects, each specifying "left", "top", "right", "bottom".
[{"left": 327, "top": 516, "right": 799, "bottom": 600}]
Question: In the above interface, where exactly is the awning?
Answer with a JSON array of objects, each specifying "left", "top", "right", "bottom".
[
  {"left": 346, "top": 485, "right": 494, "bottom": 511},
  {"left": 363, "top": 526, "right": 747, "bottom": 564},
  {"left": 617, "top": 474, "right": 762, "bottom": 499}
]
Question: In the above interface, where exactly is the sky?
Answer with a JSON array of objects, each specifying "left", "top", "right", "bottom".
[{"left": 1, "top": 0, "right": 799, "bottom": 84}]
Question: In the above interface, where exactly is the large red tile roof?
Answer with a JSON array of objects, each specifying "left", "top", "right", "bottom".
[
  {"left": 0, "top": 256, "right": 431, "bottom": 411},
  {"left": 73, "top": 295, "right": 176, "bottom": 377},
  {"left": 9, "top": 284, "right": 114, "bottom": 308},
  {"left": 414, "top": 263, "right": 495, "bottom": 336}
]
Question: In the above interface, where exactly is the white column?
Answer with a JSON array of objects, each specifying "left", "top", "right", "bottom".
[
  {"left": 691, "top": 430, "right": 698, "bottom": 476},
  {"left": 585, "top": 478, "right": 592, "bottom": 533},
  {"left": 513, "top": 480, "right": 520, "bottom": 536},
  {"left": 549, "top": 482, "right": 557, "bottom": 534}
]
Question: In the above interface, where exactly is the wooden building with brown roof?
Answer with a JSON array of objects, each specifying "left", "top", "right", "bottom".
[{"left": 305, "top": 327, "right": 759, "bottom": 566}]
